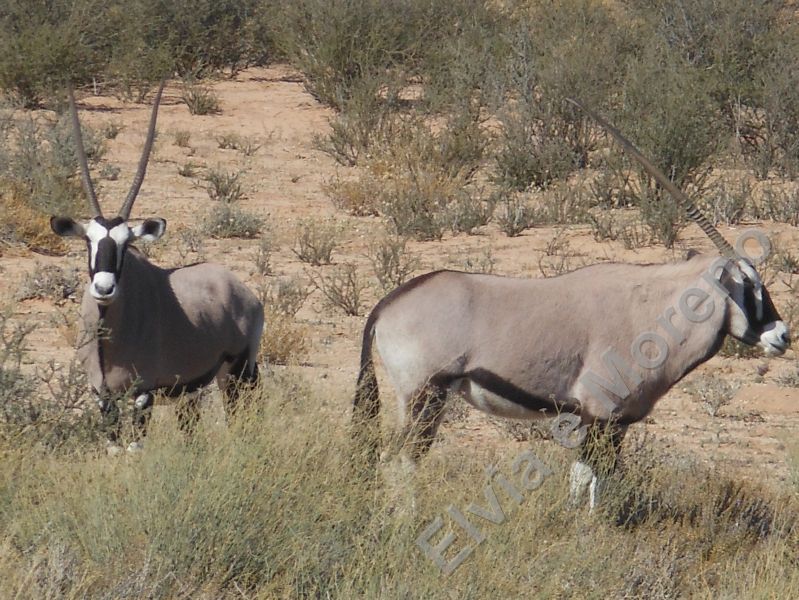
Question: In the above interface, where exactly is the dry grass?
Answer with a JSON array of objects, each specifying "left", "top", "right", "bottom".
[
  {"left": 258, "top": 307, "right": 309, "bottom": 366},
  {"left": 0, "top": 301, "right": 797, "bottom": 598},
  {"left": 0, "top": 185, "right": 67, "bottom": 255},
  {"left": 0, "top": 377, "right": 796, "bottom": 598}
]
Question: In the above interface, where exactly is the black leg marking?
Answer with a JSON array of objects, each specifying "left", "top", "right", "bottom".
[
  {"left": 97, "top": 392, "right": 121, "bottom": 444},
  {"left": 399, "top": 380, "right": 450, "bottom": 463},
  {"left": 221, "top": 347, "right": 259, "bottom": 420},
  {"left": 176, "top": 394, "right": 200, "bottom": 437},
  {"left": 131, "top": 392, "right": 154, "bottom": 442},
  {"left": 579, "top": 421, "right": 628, "bottom": 478}
]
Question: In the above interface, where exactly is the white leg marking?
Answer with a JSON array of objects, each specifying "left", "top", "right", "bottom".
[
  {"left": 127, "top": 441, "right": 144, "bottom": 454},
  {"left": 569, "top": 460, "right": 594, "bottom": 507},
  {"left": 588, "top": 474, "right": 606, "bottom": 512},
  {"left": 134, "top": 393, "right": 151, "bottom": 409}
]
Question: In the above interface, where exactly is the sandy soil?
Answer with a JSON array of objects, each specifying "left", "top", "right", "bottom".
[{"left": 3, "top": 65, "right": 797, "bottom": 488}]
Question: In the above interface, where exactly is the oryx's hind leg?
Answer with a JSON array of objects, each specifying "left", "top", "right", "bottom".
[
  {"left": 396, "top": 378, "right": 450, "bottom": 464},
  {"left": 384, "top": 379, "right": 450, "bottom": 516},
  {"left": 218, "top": 345, "right": 260, "bottom": 420},
  {"left": 569, "top": 421, "right": 627, "bottom": 511}
]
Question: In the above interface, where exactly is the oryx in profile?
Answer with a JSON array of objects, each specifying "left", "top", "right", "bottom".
[
  {"left": 352, "top": 101, "right": 790, "bottom": 508},
  {"left": 51, "top": 81, "right": 264, "bottom": 452}
]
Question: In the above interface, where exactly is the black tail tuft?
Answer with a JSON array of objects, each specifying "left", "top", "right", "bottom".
[{"left": 352, "top": 316, "right": 381, "bottom": 473}]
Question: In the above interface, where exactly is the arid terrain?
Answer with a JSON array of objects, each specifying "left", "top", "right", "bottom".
[{"left": 3, "top": 64, "right": 797, "bottom": 489}]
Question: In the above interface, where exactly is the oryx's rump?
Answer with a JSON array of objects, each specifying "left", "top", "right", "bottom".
[
  {"left": 370, "top": 255, "right": 730, "bottom": 425},
  {"left": 78, "top": 248, "right": 264, "bottom": 396}
]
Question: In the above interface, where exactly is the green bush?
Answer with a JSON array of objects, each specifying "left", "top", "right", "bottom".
[
  {"left": 491, "top": 1, "right": 632, "bottom": 192},
  {"left": 0, "top": 0, "right": 272, "bottom": 105},
  {"left": 611, "top": 42, "right": 722, "bottom": 247},
  {"left": 0, "top": 0, "right": 97, "bottom": 107},
  {"left": 271, "top": 0, "right": 420, "bottom": 109}
]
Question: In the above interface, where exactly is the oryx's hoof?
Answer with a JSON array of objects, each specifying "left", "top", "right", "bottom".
[
  {"left": 106, "top": 442, "right": 124, "bottom": 457},
  {"left": 127, "top": 441, "right": 144, "bottom": 454}
]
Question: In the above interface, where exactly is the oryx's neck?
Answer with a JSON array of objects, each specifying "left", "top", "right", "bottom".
[{"left": 79, "top": 250, "right": 165, "bottom": 390}]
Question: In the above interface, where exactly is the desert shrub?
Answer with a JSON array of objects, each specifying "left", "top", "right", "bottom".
[
  {"left": 588, "top": 212, "right": 619, "bottom": 243},
  {"left": 259, "top": 307, "right": 309, "bottom": 366},
  {"left": 0, "top": 0, "right": 96, "bottom": 107},
  {"left": 202, "top": 203, "right": 262, "bottom": 238},
  {"left": 627, "top": 0, "right": 783, "bottom": 123},
  {"left": 0, "top": 309, "right": 97, "bottom": 450},
  {"left": 0, "top": 309, "right": 37, "bottom": 429},
  {"left": 493, "top": 116, "right": 577, "bottom": 192},
  {"left": 173, "top": 129, "right": 191, "bottom": 147},
  {"left": 416, "top": 0, "right": 509, "bottom": 115},
  {"left": 685, "top": 375, "right": 740, "bottom": 417},
  {"left": 255, "top": 231, "right": 274, "bottom": 276},
  {"left": 495, "top": 191, "right": 536, "bottom": 237},
  {"left": 699, "top": 175, "right": 751, "bottom": 225},
  {"left": 257, "top": 275, "right": 311, "bottom": 365},
  {"left": 0, "top": 186, "right": 67, "bottom": 255},
  {"left": 177, "top": 161, "right": 200, "bottom": 178},
  {"left": 99, "top": 163, "right": 120, "bottom": 181},
  {"left": 101, "top": 121, "right": 124, "bottom": 140},
  {"left": 182, "top": 81, "right": 221, "bottom": 115},
  {"left": 173, "top": 226, "right": 206, "bottom": 264},
  {"left": 15, "top": 265, "right": 82, "bottom": 303},
  {"left": 259, "top": 276, "right": 310, "bottom": 318},
  {"left": 718, "top": 335, "right": 761, "bottom": 359},
  {"left": 379, "top": 173, "right": 449, "bottom": 242},
  {"left": 761, "top": 185, "right": 799, "bottom": 227},
  {"left": 271, "top": 0, "right": 423, "bottom": 109},
  {"left": 742, "top": 38, "right": 799, "bottom": 180},
  {"left": 366, "top": 235, "right": 419, "bottom": 294},
  {"left": 205, "top": 167, "right": 244, "bottom": 203},
  {"left": 325, "top": 174, "right": 381, "bottom": 217},
  {"left": 361, "top": 115, "right": 485, "bottom": 241},
  {"left": 314, "top": 71, "right": 402, "bottom": 167},
  {"left": 216, "top": 132, "right": 261, "bottom": 155},
  {"left": 532, "top": 183, "right": 590, "bottom": 226},
  {"left": 309, "top": 263, "right": 368, "bottom": 316},
  {"left": 460, "top": 245, "right": 496, "bottom": 274},
  {"left": 538, "top": 230, "right": 579, "bottom": 277},
  {"left": 492, "top": 1, "right": 630, "bottom": 191},
  {"left": 0, "top": 110, "right": 104, "bottom": 252},
  {"left": 293, "top": 218, "right": 340, "bottom": 266},
  {"left": 610, "top": 41, "right": 723, "bottom": 247},
  {"left": 446, "top": 190, "right": 495, "bottom": 235}
]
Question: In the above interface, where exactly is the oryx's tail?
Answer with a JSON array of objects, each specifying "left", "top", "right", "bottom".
[{"left": 352, "top": 310, "right": 381, "bottom": 471}]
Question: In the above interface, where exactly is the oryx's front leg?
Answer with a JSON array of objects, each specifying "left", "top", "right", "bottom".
[
  {"left": 128, "top": 392, "right": 154, "bottom": 453},
  {"left": 569, "top": 421, "right": 627, "bottom": 511},
  {"left": 175, "top": 392, "right": 201, "bottom": 437},
  {"left": 96, "top": 386, "right": 122, "bottom": 454}
]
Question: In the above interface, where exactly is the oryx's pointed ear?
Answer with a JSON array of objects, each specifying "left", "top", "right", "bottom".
[
  {"left": 50, "top": 216, "right": 85, "bottom": 238},
  {"left": 132, "top": 218, "right": 167, "bottom": 241}
]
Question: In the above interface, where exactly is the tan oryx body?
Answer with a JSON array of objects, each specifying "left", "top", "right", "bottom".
[
  {"left": 353, "top": 103, "right": 790, "bottom": 509},
  {"left": 51, "top": 81, "right": 264, "bottom": 452}
]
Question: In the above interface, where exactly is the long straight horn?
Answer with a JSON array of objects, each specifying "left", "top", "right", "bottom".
[
  {"left": 67, "top": 84, "right": 102, "bottom": 217},
  {"left": 567, "top": 98, "right": 738, "bottom": 258},
  {"left": 118, "top": 78, "right": 167, "bottom": 220}
]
